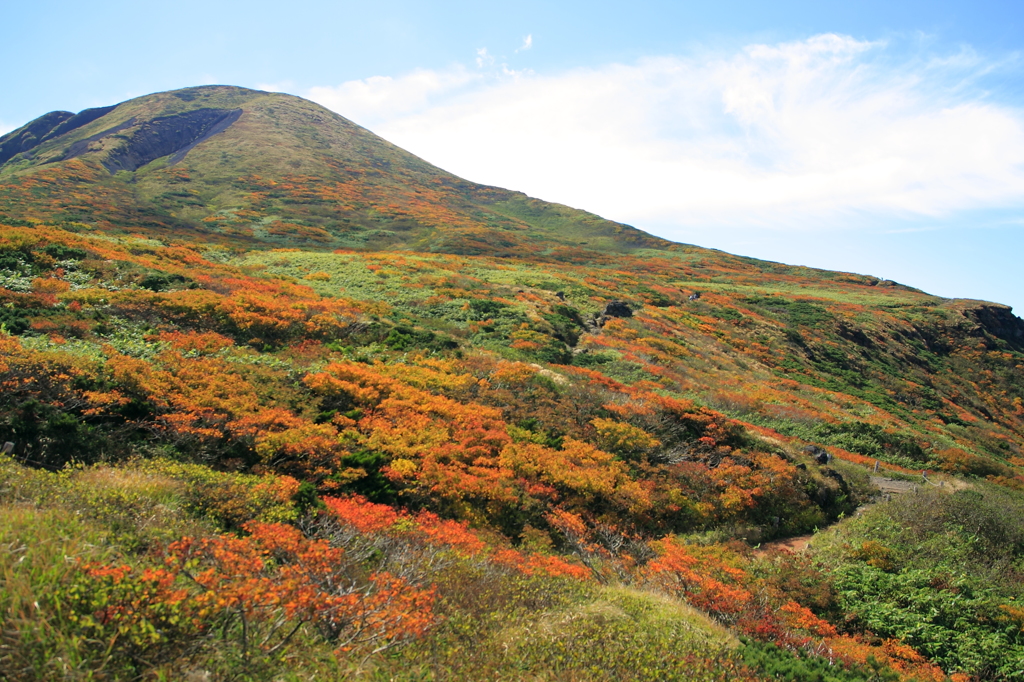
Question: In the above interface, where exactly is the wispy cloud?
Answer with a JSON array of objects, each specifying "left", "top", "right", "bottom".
[
  {"left": 517, "top": 34, "right": 533, "bottom": 53},
  {"left": 475, "top": 47, "right": 494, "bottom": 68},
  {"left": 305, "top": 34, "right": 1024, "bottom": 234},
  {"left": 308, "top": 67, "right": 479, "bottom": 125}
]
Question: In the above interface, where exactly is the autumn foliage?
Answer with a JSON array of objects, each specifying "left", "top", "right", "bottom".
[
  {"left": 64, "top": 520, "right": 436, "bottom": 668},
  {"left": 3, "top": 163, "right": 1023, "bottom": 680}
]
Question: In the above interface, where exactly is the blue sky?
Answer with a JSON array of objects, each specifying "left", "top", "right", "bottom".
[{"left": 3, "top": 0, "right": 1024, "bottom": 312}]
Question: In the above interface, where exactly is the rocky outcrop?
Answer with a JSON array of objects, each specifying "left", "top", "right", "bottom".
[
  {"left": 585, "top": 300, "right": 634, "bottom": 331},
  {"left": 0, "top": 111, "right": 74, "bottom": 165},
  {"left": 802, "top": 445, "right": 831, "bottom": 465},
  {"left": 0, "top": 105, "right": 119, "bottom": 166},
  {"left": 602, "top": 300, "right": 633, "bottom": 318},
  {"left": 961, "top": 303, "right": 1024, "bottom": 348},
  {"left": 41, "top": 105, "right": 118, "bottom": 145},
  {"left": 99, "top": 108, "right": 243, "bottom": 172},
  {"left": 61, "top": 117, "right": 138, "bottom": 161},
  {"left": 46, "top": 107, "right": 243, "bottom": 173}
]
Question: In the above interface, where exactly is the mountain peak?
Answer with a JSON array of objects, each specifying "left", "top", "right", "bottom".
[{"left": 0, "top": 85, "right": 672, "bottom": 256}]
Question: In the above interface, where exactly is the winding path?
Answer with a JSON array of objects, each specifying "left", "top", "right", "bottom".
[{"left": 755, "top": 475, "right": 933, "bottom": 557}]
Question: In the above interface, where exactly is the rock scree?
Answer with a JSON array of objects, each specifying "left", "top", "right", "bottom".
[{"left": 100, "top": 108, "right": 243, "bottom": 172}]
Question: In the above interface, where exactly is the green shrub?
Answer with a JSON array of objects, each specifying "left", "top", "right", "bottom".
[
  {"left": 138, "top": 459, "right": 300, "bottom": 529},
  {"left": 812, "top": 484, "right": 1024, "bottom": 678},
  {"left": 738, "top": 639, "right": 898, "bottom": 682}
]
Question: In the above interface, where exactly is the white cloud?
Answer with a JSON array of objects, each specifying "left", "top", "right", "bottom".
[
  {"left": 475, "top": 48, "right": 494, "bottom": 68},
  {"left": 517, "top": 34, "right": 533, "bottom": 53},
  {"left": 0, "top": 121, "right": 14, "bottom": 137},
  {"left": 305, "top": 34, "right": 1024, "bottom": 233},
  {"left": 308, "top": 67, "right": 479, "bottom": 128}
]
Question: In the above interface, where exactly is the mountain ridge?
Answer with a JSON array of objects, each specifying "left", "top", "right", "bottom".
[
  {"left": 0, "top": 85, "right": 673, "bottom": 257},
  {"left": 4, "top": 86, "right": 1021, "bottom": 319}
]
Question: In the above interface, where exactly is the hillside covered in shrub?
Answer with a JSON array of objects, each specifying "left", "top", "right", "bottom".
[{"left": 1, "top": 85, "right": 1023, "bottom": 680}]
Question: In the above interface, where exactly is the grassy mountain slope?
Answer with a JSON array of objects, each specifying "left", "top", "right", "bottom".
[
  {"left": 1, "top": 85, "right": 1023, "bottom": 680},
  {"left": 0, "top": 85, "right": 667, "bottom": 254}
]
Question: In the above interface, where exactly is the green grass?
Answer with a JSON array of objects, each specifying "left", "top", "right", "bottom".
[
  {"left": 668, "top": 279, "right": 935, "bottom": 308},
  {"left": 0, "top": 505, "right": 121, "bottom": 680},
  {"left": 359, "top": 583, "right": 745, "bottom": 682}
]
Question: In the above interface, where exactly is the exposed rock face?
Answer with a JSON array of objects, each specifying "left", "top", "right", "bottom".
[
  {"left": 0, "top": 111, "right": 74, "bottom": 164},
  {"left": 0, "top": 106, "right": 119, "bottom": 165},
  {"left": 61, "top": 117, "right": 139, "bottom": 161},
  {"left": 43, "top": 106, "right": 118, "bottom": 145},
  {"left": 48, "top": 107, "right": 243, "bottom": 173},
  {"left": 962, "top": 303, "right": 1024, "bottom": 349},
  {"left": 602, "top": 300, "right": 633, "bottom": 318},
  {"left": 97, "top": 108, "right": 243, "bottom": 172}
]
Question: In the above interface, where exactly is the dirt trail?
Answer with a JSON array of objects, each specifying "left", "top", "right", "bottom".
[
  {"left": 870, "top": 476, "right": 920, "bottom": 496},
  {"left": 755, "top": 475, "right": 938, "bottom": 558},
  {"left": 756, "top": 535, "right": 813, "bottom": 556}
]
